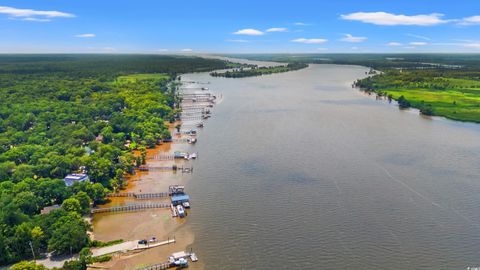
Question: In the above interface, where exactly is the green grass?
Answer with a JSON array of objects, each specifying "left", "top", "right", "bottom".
[
  {"left": 386, "top": 88, "right": 480, "bottom": 122},
  {"left": 357, "top": 72, "right": 480, "bottom": 123},
  {"left": 115, "top": 73, "right": 170, "bottom": 85}
]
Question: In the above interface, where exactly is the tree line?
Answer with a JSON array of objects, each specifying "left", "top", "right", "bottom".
[{"left": 0, "top": 55, "right": 229, "bottom": 267}]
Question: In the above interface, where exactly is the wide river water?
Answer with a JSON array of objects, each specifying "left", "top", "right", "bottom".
[{"left": 181, "top": 62, "right": 480, "bottom": 270}]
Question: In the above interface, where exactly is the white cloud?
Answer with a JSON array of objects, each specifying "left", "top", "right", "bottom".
[
  {"left": 266, "top": 27, "right": 288, "bottom": 32},
  {"left": 75, "top": 33, "right": 95, "bottom": 38},
  {"left": 22, "top": 17, "right": 51, "bottom": 22},
  {"left": 226, "top": 39, "right": 250, "bottom": 43},
  {"left": 459, "top": 15, "right": 480, "bottom": 25},
  {"left": 181, "top": 48, "right": 193, "bottom": 52},
  {"left": 291, "top": 38, "right": 328, "bottom": 44},
  {"left": 340, "top": 12, "right": 448, "bottom": 26},
  {"left": 410, "top": 41, "right": 428, "bottom": 46},
  {"left": 0, "top": 5, "right": 74, "bottom": 21},
  {"left": 405, "top": 33, "right": 431, "bottom": 40},
  {"left": 294, "top": 22, "right": 309, "bottom": 26},
  {"left": 463, "top": 43, "right": 480, "bottom": 49},
  {"left": 387, "top": 42, "right": 402, "bottom": 46},
  {"left": 233, "top": 28, "right": 264, "bottom": 36},
  {"left": 340, "top": 34, "right": 367, "bottom": 43}
]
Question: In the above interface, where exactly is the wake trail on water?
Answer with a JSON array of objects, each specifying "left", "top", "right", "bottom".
[{"left": 379, "top": 165, "right": 477, "bottom": 227}]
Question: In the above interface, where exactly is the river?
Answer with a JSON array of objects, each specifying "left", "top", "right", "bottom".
[{"left": 181, "top": 62, "right": 480, "bottom": 269}]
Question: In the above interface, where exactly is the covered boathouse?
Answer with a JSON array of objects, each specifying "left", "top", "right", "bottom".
[{"left": 171, "top": 194, "right": 190, "bottom": 206}]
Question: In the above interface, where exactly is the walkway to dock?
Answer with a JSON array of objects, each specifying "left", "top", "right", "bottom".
[
  {"left": 148, "top": 154, "right": 175, "bottom": 160},
  {"left": 137, "top": 262, "right": 171, "bottom": 270},
  {"left": 138, "top": 165, "right": 193, "bottom": 173},
  {"left": 180, "top": 105, "right": 211, "bottom": 109},
  {"left": 107, "top": 192, "right": 169, "bottom": 199},
  {"left": 91, "top": 239, "right": 176, "bottom": 257},
  {"left": 180, "top": 93, "right": 211, "bottom": 97},
  {"left": 91, "top": 203, "right": 170, "bottom": 213}
]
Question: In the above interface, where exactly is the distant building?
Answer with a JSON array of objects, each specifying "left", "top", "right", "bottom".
[
  {"left": 64, "top": 173, "right": 90, "bottom": 187},
  {"left": 40, "top": 204, "right": 60, "bottom": 215}
]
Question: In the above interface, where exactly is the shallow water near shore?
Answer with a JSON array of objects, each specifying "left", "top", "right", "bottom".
[{"left": 182, "top": 63, "right": 480, "bottom": 269}]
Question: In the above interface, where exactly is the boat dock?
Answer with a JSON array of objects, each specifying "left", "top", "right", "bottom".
[
  {"left": 91, "top": 203, "right": 170, "bottom": 213},
  {"left": 138, "top": 165, "right": 193, "bottom": 173},
  {"left": 107, "top": 192, "right": 169, "bottom": 199},
  {"left": 136, "top": 251, "right": 199, "bottom": 270}
]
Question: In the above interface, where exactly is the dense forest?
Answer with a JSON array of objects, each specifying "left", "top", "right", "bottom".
[
  {"left": 210, "top": 62, "right": 308, "bottom": 78},
  {"left": 0, "top": 55, "right": 229, "bottom": 267}
]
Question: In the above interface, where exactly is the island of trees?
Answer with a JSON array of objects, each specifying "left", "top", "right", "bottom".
[
  {"left": 0, "top": 55, "right": 230, "bottom": 268},
  {"left": 210, "top": 62, "right": 308, "bottom": 78}
]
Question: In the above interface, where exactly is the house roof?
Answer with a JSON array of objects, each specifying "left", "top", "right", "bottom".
[{"left": 171, "top": 194, "right": 190, "bottom": 202}]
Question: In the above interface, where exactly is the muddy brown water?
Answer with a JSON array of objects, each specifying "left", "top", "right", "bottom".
[{"left": 94, "top": 61, "right": 480, "bottom": 270}]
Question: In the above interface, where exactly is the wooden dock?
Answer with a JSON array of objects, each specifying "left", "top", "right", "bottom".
[
  {"left": 107, "top": 192, "right": 169, "bottom": 199},
  {"left": 139, "top": 166, "right": 194, "bottom": 173},
  {"left": 181, "top": 93, "right": 212, "bottom": 97},
  {"left": 180, "top": 105, "right": 211, "bottom": 109},
  {"left": 137, "top": 262, "right": 171, "bottom": 270},
  {"left": 148, "top": 154, "right": 174, "bottom": 160},
  {"left": 91, "top": 203, "right": 171, "bottom": 213}
]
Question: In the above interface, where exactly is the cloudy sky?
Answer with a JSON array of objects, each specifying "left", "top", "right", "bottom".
[{"left": 1, "top": 0, "right": 480, "bottom": 53}]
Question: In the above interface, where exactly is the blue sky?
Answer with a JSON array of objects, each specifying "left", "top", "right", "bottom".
[{"left": 1, "top": 0, "right": 480, "bottom": 53}]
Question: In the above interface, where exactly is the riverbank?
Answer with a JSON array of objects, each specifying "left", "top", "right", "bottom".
[
  {"left": 210, "top": 62, "right": 308, "bottom": 78},
  {"left": 89, "top": 80, "right": 218, "bottom": 270},
  {"left": 354, "top": 70, "right": 480, "bottom": 123}
]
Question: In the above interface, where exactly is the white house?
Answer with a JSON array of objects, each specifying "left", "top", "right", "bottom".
[{"left": 64, "top": 173, "right": 90, "bottom": 187}]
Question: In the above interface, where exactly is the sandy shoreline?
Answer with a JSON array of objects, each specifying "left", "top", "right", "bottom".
[{"left": 90, "top": 120, "right": 204, "bottom": 269}]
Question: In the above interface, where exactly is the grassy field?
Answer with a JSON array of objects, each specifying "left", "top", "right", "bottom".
[
  {"left": 115, "top": 73, "right": 170, "bottom": 85},
  {"left": 356, "top": 72, "right": 480, "bottom": 123}
]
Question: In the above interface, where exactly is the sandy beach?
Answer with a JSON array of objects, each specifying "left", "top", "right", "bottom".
[{"left": 90, "top": 122, "right": 203, "bottom": 270}]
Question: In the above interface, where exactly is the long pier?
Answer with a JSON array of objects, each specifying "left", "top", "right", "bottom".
[
  {"left": 145, "top": 166, "right": 193, "bottom": 173},
  {"left": 107, "top": 192, "right": 169, "bottom": 199},
  {"left": 137, "top": 262, "right": 171, "bottom": 270},
  {"left": 180, "top": 105, "right": 212, "bottom": 109},
  {"left": 91, "top": 203, "right": 171, "bottom": 213}
]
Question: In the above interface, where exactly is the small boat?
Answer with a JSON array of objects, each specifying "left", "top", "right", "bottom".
[
  {"left": 190, "top": 153, "right": 197, "bottom": 159},
  {"left": 176, "top": 205, "right": 185, "bottom": 218},
  {"left": 196, "top": 122, "right": 204, "bottom": 128},
  {"left": 187, "top": 138, "right": 197, "bottom": 144},
  {"left": 174, "top": 258, "right": 188, "bottom": 267},
  {"left": 182, "top": 201, "right": 190, "bottom": 208},
  {"left": 190, "top": 253, "right": 198, "bottom": 262}
]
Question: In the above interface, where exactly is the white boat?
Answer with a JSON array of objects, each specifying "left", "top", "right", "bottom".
[
  {"left": 176, "top": 205, "right": 185, "bottom": 217},
  {"left": 190, "top": 153, "right": 197, "bottom": 159},
  {"left": 182, "top": 202, "right": 190, "bottom": 208},
  {"left": 174, "top": 258, "right": 188, "bottom": 267},
  {"left": 190, "top": 253, "right": 198, "bottom": 262}
]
